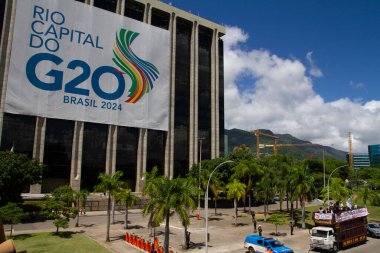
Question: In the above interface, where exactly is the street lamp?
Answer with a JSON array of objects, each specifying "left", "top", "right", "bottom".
[
  {"left": 327, "top": 164, "right": 348, "bottom": 206},
  {"left": 205, "top": 160, "right": 234, "bottom": 253}
]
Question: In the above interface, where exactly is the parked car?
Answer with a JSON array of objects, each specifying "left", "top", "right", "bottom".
[
  {"left": 367, "top": 223, "right": 380, "bottom": 238},
  {"left": 244, "top": 235, "right": 293, "bottom": 253}
]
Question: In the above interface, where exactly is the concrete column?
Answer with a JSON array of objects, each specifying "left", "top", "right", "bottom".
[
  {"left": 144, "top": 3, "right": 151, "bottom": 24},
  {"left": 135, "top": 128, "right": 147, "bottom": 192},
  {"left": 30, "top": 116, "right": 46, "bottom": 194},
  {"left": 70, "top": 121, "right": 84, "bottom": 191},
  {"left": 192, "top": 22, "right": 199, "bottom": 165},
  {"left": 116, "top": 0, "right": 123, "bottom": 15},
  {"left": 0, "top": 0, "right": 16, "bottom": 143},
  {"left": 119, "top": 0, "right": 125, "bottom": 15},
  {"left": 165, "top": 12, "right": 176, "bottom": 178},
  {"left": 106, "top": 125, "right": 117, "bottom": 175},
  {"left": 214, "top": 30, "right": 220, "bottom": 158},
  {"left": 210, "top": 29, "right": 217, "bottom": 159}
]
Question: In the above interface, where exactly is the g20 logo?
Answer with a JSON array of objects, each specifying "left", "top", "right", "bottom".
[
  {"left": 26, "top": 29, "right": 160, "bottom": 103},
  {"left": 26, "top": 52, "right": 125, "bottom": 101}
]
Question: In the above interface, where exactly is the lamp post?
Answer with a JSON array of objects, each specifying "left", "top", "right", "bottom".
[
  {"left": 327, "top": 164, "right": 348, "bottom": 206},
  {"left": 205, "top": 160, "right": 234, "bottom": 253}
]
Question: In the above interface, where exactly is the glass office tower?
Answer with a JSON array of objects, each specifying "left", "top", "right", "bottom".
[
  {"left": 368, "top": 144, "right": 380, "bottom": 167},
  {"left": 0, "top": 0, "right": 225, "bottom": 193}
]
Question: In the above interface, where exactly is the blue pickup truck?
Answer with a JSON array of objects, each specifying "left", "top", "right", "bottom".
[{"left": 244, "top": 235, "right": 293, "bottom": 253}]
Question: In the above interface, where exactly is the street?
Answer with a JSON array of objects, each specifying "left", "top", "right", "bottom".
[{"left": 4, "top": 202, "right": 380, "bottom": 253}]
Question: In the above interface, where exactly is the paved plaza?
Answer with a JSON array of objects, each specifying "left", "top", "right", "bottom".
[{"left": 4, "top": 202, "right": 380, "bottom": 253}]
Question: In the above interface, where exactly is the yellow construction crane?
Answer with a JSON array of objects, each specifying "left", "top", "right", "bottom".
[
  {"left": 348, "top": 132, "right": 353, "bottom": 171},
  {"left": 259, "top": 143, "right": 320, "bottom": 156},
  {"left": 253, "top": 130, "right": 279, "bottom": 159}
]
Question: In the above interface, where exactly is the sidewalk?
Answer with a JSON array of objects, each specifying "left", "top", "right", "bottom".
[{"left": 5, "top": 201, "right": 313, "bottom": 253}]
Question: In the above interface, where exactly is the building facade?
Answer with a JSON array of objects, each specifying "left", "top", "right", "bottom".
[
  {"left": 0, "top": 0, "right": 225, "bottom": 193},
  {"left": 351, "top": 153, "right": 370, "bottom": 170},
  {"left": 368, "top": 144, "right": 380, "bottom": 167}
]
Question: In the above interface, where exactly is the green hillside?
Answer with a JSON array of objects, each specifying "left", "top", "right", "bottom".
[{"left": 225, "top": 128, "right": 347, "bottom": 161}]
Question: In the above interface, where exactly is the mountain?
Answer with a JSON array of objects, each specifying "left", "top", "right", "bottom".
[{"left": 225, "top": 128, "right": 347, "bottom": 161}]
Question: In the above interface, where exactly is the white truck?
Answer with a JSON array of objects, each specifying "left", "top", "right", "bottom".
[{"left": 310, "top": 207, "right": 368, "bottom": 252}]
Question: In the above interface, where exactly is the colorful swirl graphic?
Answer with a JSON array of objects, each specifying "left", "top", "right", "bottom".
[{"left": 112, "top": 29, "right": 160, "bottom": 103}]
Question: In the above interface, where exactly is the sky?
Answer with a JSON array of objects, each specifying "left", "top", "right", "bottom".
[{"left": 162, "top": 0, "right": 380, "bottom": 153}]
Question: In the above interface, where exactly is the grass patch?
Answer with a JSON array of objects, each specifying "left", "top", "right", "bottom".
[{"left": 12, "top": 232, "right": 111, "bottom": 253}]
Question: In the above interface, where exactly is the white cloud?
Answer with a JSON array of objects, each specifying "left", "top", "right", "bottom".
[
  {"left": 224, "top": 26, "right": 380, "bottom": 153},
  {"left": 349, "top": 80, "right": 366, "bottom": 89},
  {"left": 306, "top": 51, "right": 323, "bottom": 77}
]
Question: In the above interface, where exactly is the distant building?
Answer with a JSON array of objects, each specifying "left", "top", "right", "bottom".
[
  {"left": 368, "top": 144, "right": 380, "bottom": 167},
  {"left": 350, "top": 153, "right": 370, "bottom": 169}
]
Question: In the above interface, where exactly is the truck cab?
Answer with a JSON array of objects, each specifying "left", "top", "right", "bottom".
[
  {"left": 310, "top": 226, "right": 337, "bottom": 251},
  {"left": 244, "top": 235, "right": 293, "bottom": 253}
]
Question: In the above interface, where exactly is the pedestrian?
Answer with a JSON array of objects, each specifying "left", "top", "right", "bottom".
[
  {"left": 80, "top": 207, "right": 83, "bottom": 215},
  {"left": 253, "top": 218, "right": 257, "bottom": 233},
  {"left": 290, "top": 220, "right": 294, "bottom": 235},
  {"left": 258, "top": 225, "right": 263, "bottom": 236},
  {"left": 83, "top": 208, "right": 86, "bottom": 216}
]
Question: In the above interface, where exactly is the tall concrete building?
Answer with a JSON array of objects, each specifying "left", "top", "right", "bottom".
[{"left": 0, "top": 0, "right": 225, "bottom": 193}]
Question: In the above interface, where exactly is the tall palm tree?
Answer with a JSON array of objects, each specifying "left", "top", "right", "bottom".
[
  {"left": 115, "top": 187, "right": 138, "bottom": 229},
  {"left": 291, "top": 165, "right": 314, "bottom": 229},
  {"left": 232, "top": 159, "right": 263, "bottom": 213},
  {"left": 143, "top": 177, "right": 197, "bottom": 253},
  {"left": 255, "top": 169, "right": 274, "bottom": 222},
  {"left": 226, "top": 179, "right": 246, "bottom": 226},
  {"left": 74, "top": 189, "right": 89, "bottom": 227},
  {"left": 94, "top": 170, "right": 124, "bottom": 242}
]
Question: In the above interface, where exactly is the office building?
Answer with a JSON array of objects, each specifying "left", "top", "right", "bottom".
[
  {"left": 368, "top": 144, "right": 380, "bottom": 167},
  {"left": 0, "top": 0, "right": 225, "bottom": 193}
]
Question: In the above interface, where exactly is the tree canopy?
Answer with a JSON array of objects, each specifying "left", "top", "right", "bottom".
[{"left": 0, "top": 151, "right": 44, "bottom": 205}]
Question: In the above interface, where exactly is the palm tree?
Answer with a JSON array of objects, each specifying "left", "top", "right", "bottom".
[
  {"left": 114, "top": 187, "right": 138, "bottom": 229},
  {"left": 143, "top": 177, "right": 197, "bottom": 253},
  {"left": 94, "top": 170, "right": 124, "bottom": 242},
  {"left": 226, "top": 179, "right": 246, "bottom": 226},
  {"left": 255, "top": 170, "right": 274, "bottom": 222},
  {"left": 292, "top": 165, "right": 314, "bottom": 229},
  {"left": 74, "top": 189, "right": 89, "bottom": 227},
  {"left": 232, "top": 159, "right": 263, "bottom": 213}
]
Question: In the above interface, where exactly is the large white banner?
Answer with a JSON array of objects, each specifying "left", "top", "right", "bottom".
[{"left": 6, "top": 0, "right": 170, "bottom": 131}]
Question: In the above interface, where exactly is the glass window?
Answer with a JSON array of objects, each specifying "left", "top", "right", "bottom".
[
  {"left": 42, "top": 119, "right": 74, "bottom": 193},
  {"left": 151, "top": 8, "right": 170, "bottom": 30},
  {"left": 124, "top": 0, "right": 145, "bottom": 21},
  {"left": 81, "top": 122, "right": 108, "bottom": 191},
  {"left": 312, "top": 229, "right": 328, "bottom": 238},
  {"left": 198, "top": 26, "right": 213, "bottom": 160},
  {"left": 147, "top": 130, "right": 166, "bottom": 175},
  {"left": 93, "top": 0, "right": 117, "bottom": 13},
  {"left": 116, "top": 126, "right": 138, "bottom": 190},
  {"left": 0, "top": 113, "right": 35, "bottom": 158},
  {"left": 173, "top": 18, "right": 192, "bottom": 177}
]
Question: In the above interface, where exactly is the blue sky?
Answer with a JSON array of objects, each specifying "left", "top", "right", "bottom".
[{"left": 163, "top": 0, "right": 380, "bottom": 152}]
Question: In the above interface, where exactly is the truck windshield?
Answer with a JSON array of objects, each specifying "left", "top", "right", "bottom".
[
  {"left": 312, "top": 230, "right": 328, "bottom": 238},
  {"left": 269, "top": 240, "right": 283, "bottom": 247}
]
